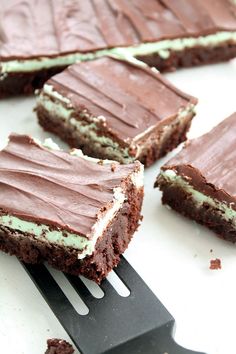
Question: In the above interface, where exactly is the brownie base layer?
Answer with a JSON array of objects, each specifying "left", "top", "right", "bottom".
[
  {"left": 45, "top": 339, "right": 74, "bottom": 354},
  {"left": 158, "top": 182, "right": 236, "bottom": 243},
  {"left": 137, "top": 42, "right": 236, "bottom": 72},
  {"left": 0, "top": 66, "right": 67, "bottom": 98},
  {"left": 0, "top": 184, "right": 143, "bottom": 283},
  {"left": 37, "top": 106, "right": 194, "bottom": 166}
]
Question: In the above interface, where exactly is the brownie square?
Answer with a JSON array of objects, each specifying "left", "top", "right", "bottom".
[
  {"left": 155, "top": 112, "right": 236, "bottom": 242},
  {"left": 36, "top": 56, "right": 197, "bottom": 166},
  {"left": 0, "top": 134, "right": 144, "bottom": 283}
]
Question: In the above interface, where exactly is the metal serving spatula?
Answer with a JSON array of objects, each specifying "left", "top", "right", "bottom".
[{"left": 22, "top": 256, "right": 205, "bottom": 354}]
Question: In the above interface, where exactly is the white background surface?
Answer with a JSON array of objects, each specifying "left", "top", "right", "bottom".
[{"left": 0, "top": 59, "right": 236, "bottom": 354}]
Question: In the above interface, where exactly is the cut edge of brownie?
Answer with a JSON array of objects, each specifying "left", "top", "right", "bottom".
[
  {"left": 0, "top": 66, "right": 68, "bottom": 98},
  {"left": 136, "top": 41, "right": 236, "bottom": 72},
  {"left": 155, "top": 169, "right": 236, "bottom": 243}
]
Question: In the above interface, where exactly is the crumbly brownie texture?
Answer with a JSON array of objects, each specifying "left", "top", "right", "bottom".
[
  {"left": 155, "top": 112, "right": 236, "bottom": 243},
  {"left": 45, "top": 339, "right": 74, "bottom": 354},
  {"left": 0, "top": 134, "right": 143, "bottom": 283},
  {"left": 1, "top": 0, "right": 236, "bottom": 96},
  {"left": 210, "top": 259, "right": 222, "bottom": 270},
  {"left": 36, "top": 57, "right": 197, "bottom": 166}
]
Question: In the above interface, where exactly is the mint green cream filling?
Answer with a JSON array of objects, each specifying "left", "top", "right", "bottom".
[
  {"left": 0, "top": 214, "right": 88, "bottom": 250},
  {"left": 37, "top": 85, "right": 196, "bottom": 164},
  {"left": 161, "top": 170, "right": 236, "bottom": 222},
  {"left": 0, "top": 49, "right": 111, "bottom": 73},
  {"left": 36, "top": 89, "right": 135, "bottom": 164},
  {"left": 1, "top": 31, "right": 236, "bottom": 73},
  {"left": 1, "top": 185, "right": 127, "bottom": 260},
  {"left": 113, "top": 31, "right": 236, "bottom": 60}
]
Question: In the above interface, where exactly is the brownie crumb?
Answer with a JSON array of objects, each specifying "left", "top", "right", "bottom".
[
  {"left": 209, "top": 258, "right": 221, "bottom": 270},
  {"left": 45, "top": 339, "right": 75, "bottom": 354},
  {"left": 111, "top": 163, "right": 116, "bottom": 172}
]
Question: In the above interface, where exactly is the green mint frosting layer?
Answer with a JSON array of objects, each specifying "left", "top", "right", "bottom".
[
  {"left": 160, "top": 170, "right": 236, "bottom": 223},
  {"left": 114, "top": 31, "right": 236, "bottom": 60},
  {"left": 37, "top": 85, "right": 196, "bottom": 164},
  {"left": 1, "top": 185, "right": 126, "bottom": 260},
  {"left": 37, "top": 86, "right": 135, "bottom": 164},
  {"left": 1, "top": 31, "right": 236, "bottom": 73}
]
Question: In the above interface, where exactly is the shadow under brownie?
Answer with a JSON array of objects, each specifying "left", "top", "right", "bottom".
[{"left": 0, "top": 134, "right": 144, "bottom": 283}]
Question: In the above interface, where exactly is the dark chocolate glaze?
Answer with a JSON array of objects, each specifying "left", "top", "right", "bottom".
[
  {"left": 47, "top": 56, "right": 197, "bottom": 141},
  {"left": 0, "top": 134, "right": 139, "bottom": 236},
  {"left": 1, "top": 0, "right": 236, "bottom": 60},
  {"left": 160, "top": 113, "right": 236, "bottom": 208}
]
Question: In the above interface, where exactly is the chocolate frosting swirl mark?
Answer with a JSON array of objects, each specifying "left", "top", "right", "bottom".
[
  {"left": 47, "top": 57, "right": 196, "bottom": 141},
  {"left": 0, "top": 134, "right": 137, "bottom": 236}
]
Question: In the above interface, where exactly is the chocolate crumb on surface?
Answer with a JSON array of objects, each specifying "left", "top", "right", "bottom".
[
  {"left": 45, "top": 339, "right": 75, "bottom": 354},
  {"left": 210, "top": 259, "right": 222, "bottom": 270},
  {"left": 111, "top": 163, "right": 117, "bottom": 172}
]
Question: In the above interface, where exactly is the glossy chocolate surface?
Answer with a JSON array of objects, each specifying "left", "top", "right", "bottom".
[
  {"left": 0, "top": 134, "right": 138, "bottom": 236},
  {"left": 161, "top": 113, "right": 236, "bottom": 206},
  {"left": 47, "top": 56, "right": 197, "bottom": 141},
  {"left": 1, "top": 0, "right": 236, "bottom": 60}
]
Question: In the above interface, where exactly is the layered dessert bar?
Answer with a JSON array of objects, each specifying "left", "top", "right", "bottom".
[
  {"left": 1, "top": 0, "right": 236, "bottom": 97},
  {"left": 0, "top": 134, "right": 144, "bottom": 283},
  {"left": 36, "top": 56, "right": 197, "bottom": 166},
  {"left": 155, "top": 113, "right": 236, "bottom": 242}
]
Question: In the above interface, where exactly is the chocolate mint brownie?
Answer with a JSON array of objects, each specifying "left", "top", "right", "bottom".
[
  {"left": 0, "top": 134, "right": 144, "bottom": 283},
  {"left": 155, "top": 112, "right": 236, "bottom": 242},
  {"left": 45, "top": 339, "right": 74, "bottom": 354},
  {"left": 1, "top": 0, "right": 236, "bottom": 96},
  {"left": 36, "top": 56, "right": 197, "bottom": 167}
]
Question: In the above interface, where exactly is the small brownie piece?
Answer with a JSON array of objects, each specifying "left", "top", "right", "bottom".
[
  {"left": 36, "top": 56, "right": 197, "bottom": 167},
  {"left": 155, "top": 112, "right": 236, "bottom": 242},
  {"left": 45, "top": 339, "right": 74, "bottom": 354},
  {"left": 2, "top": 1, "right": 236, "bottom": 97},
  {"left": 0, "top": 134, "right": 144, "bottom": 283}
]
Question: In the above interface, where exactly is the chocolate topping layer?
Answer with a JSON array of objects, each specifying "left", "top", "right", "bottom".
[
  {"left": 46, "top": 56, "right": 197, "bottom": 141},
  {"left": 1, "top": 0, "right": 236, "bottom": 61},
  {"left": 160, "top": 112, "right": 236, "bottom": 208},
  {"left": 0, "top": 134, "right": 138, "bottom": 236}
]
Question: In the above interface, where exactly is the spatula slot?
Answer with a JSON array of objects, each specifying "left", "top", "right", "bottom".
[
  {"left": 80, "top": 276, "right": 104, "bottom": 299},
  {"left": 46, "top": 265, "right": 89, "bottom": 316},
  {"left": 106, "top": 270, "right": 130, "bottom": 297}
]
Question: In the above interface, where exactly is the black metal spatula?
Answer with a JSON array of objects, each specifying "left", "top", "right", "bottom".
[{"left": 22, "top": 256, "right": 205, "bottom": 354}]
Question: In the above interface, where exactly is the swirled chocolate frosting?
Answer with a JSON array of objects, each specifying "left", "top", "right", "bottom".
[
  {"left": 0, "top": 134, "right": 138, "bottom": 236},
  {"left": 47, "top": 56, "right": 197, "bottom": 141},
  {"left": 161, "top": 112, "right": 236, "bottom": 208},
  {"left": 1, "top": 0, "right": 236, "bottom": 60}
]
